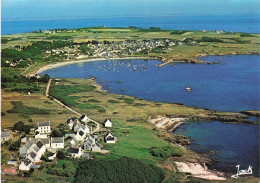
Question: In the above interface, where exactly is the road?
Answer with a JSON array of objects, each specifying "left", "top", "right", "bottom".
[{"left": 46, "top": 79, "right": 101, "bottom": 133}]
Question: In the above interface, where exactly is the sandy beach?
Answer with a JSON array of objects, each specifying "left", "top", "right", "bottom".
[
  {"left": 175, "top": 161, "right": 226, "bottom": 180},
  {"left": 34, "top": 57, "right": 151, "bottom": 75}
]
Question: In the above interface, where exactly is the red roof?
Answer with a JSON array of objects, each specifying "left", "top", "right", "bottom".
[
  {"left": 34, "top": 162, "right": 42, "bottom": 165},
  {"left": 3, "top": 168, "right": 17, "bottom": 174}
]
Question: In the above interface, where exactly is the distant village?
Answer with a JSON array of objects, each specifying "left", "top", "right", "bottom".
[
  {"left": 5, "top": 29, "right": 200, "bottom": 68},
  {"left": 1, "top": 115, "right": 116, "bottom": 175},
  {"left": 44, "top": 38, "right": 194, "bottom": 60}
]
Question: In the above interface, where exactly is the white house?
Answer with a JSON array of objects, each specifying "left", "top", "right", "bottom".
[
  {"left": 64, "top": 117, "right": 74, "bottom": 130},
  {"left": 36, "top": 121, "right": 51, "bottom": 134},
  {"left": 78, "top": 115, "right": 90, "bottom": 123},
  {"left": 74, "top": 125, "right": 90, "bottom": 141},
  {"left": 51, "top": 137, "right": 64, "bottom": 149},
  {"left": 68, "top": 139, "right": 77, "bottom": 147},
  {"left": 104, "top": 131, "right": 117, "bottom": 144},
  {"left": 104, "top": 118, "right": 112, "bottom": 128},
  {"left": 19, "top": 158, "right": 33, "bottom": 171},
  {"left": 1, "top": 131, "right": 13, "bottom": 142},
  {"left": 83, "top": 134, "right": 95, "bottom": 151},
  {"left": 39, "top": 138, "right": 50, "bottom": 148},
  {"left": 27, "top": 141, "right": 46, "bottom": 162},
  {"left": 73, "top": 123, "right": 80, "bottom": 132},
  {"left": 19, "top": 139, "right": 37, "bottom": 158},
  {"left": 21, "top": 136, "right": 27, "bottom": 143},
  {"left": 92, "top": 142, "right": 101, "bottom": 152},
  {"left": 27, "top": 151, "right": 38, "bottom": 162},
  {"left": 67, "top": 147, "right": 82, "bottom": 158}
]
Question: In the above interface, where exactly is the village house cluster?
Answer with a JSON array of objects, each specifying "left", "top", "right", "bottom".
[
  {"left": 1, "top": 115, "right": 117, "bottom": 173},
  {"left": 44, "top": 38, "right": 191, "bottom": 60}
]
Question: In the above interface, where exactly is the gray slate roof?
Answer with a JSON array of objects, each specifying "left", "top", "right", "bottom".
[
  {"left": 24, "top": 158, "right": 32, "bottom": 166},
  {"left": 29, "top": 151, "right": 37, "bottom": 159},
  {"left": 19, "top": 139, "right": 37, "bottom": 155},
  {"left": 95, "top": 142, "right": 101, "bottom": 148},
  {"left": 32, "top": 146, "right": 39, "bottom": 153},
  {"left": 36, "top": 141, "right": 44, "bottom": 149},
  {"left": 51, "top": 137, "right": 64, "bottom": 143},
  {"left": 38, "top": 121, "right": 50, "bottom": 127},
  {"left": 39, "top": 138, "right": 50, "bottom": 145},
  {"left": 105, "top": 131, "right": 115, "bottom": 138},
  {"left": 79, "top": 131, "right": 84, "bottom": 136},
  {"left": 67, "top": 147, "right": 79, "bottom": 154},
  {"left": 1, "top": 131, "right": 10, "bottom": 137}
]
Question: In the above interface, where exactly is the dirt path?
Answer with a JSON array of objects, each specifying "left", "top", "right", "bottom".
[{"left": 46, "top": 79, "right": 100, "bottom": 132}]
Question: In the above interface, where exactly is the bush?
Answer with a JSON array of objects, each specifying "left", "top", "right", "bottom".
[
  {"left": 117, "top": 96, "right": 134, "bottom": 104},
  {"left": 13, "top": 121, "right": 32, "bottom": 133},
  {"left": 87, "top": 99, "right": 101, "bottom": 103},
  {"left": 9, "top": 140, "right": 21, "bottom": 151},
  {"left": 107, "top": 99, "right": 120, "bottom": 103},
  {"left": 170, "top": 30, "right": 187, "bottom": 35},
  {"left": 199, "top": 36, "right": 224, "bottom": 43},
  {"left": 57, "top": 150, "right": 70, "bottom": 159},
  {"left": 150, "top": 145, "right": 184, "bottom": 159}
]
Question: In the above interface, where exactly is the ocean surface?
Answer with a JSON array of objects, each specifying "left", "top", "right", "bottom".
[
  {"left": 174, "top": 121, "right": 259, "bottom": 176},
  {"left": 2, "top": 14, "right": 260, "bottom": 35},
  {"left": 41, "top": 55, "right": 260, "bottom": 112}
]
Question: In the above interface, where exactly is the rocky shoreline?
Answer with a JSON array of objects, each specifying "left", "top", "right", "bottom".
[{"left": 148, "top": 116, "right": 228, "bottom": 180}]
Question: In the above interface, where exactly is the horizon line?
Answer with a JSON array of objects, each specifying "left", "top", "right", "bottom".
[{"left": 2, "top": 13, "right": 259, "bottom": 22}]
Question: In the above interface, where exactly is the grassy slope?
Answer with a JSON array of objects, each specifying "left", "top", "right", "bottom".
[{"left": 49, "top": 78, "right": 208, "bottom": 164}]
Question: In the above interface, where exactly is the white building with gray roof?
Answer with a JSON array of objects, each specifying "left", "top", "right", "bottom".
[
  {"left": 51, "top": 137, "right": 64, "bottom": 149},
  {"left": 19, "top": 158, "right": 32, "bottom": 171},
  {"left": 1, "top": 131, "right": 13, "bottom": 142},
  {"left": 37, "top": 121, "right": 51, "bottom": 134}
]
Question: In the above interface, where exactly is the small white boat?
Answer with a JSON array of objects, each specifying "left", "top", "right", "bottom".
[{"left": 185, "top": 86, "right": 191, "bottom": 92}]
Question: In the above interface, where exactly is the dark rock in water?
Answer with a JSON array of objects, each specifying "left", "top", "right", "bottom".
[
  {"left": 241, "top": 110, "right": 260, "bottom": 117},
  {"left": 173, "top": 103, "right": 184, "bottom": 105}
]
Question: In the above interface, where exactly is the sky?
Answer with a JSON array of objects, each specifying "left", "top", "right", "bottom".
[{"left": 2, "top": 0, "right": 260, "bottom": 21}]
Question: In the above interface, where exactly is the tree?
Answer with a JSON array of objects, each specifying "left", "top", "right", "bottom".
[
  {"left": 9, "top": 140, "right": 21, "bottom": 151},
  {"left": 41, "top": 74, "right": 50, "bottom": 83},
  {"left": 51, "top": 129, "right": 62, "bottom": 137},
  {"left": 57, "top": 150, "right": 70, "bottom": 159},
  {"left": 63, "top": 161, "right": 76, "bottom": 177},
  {"left": 13, "top": 121, "right": 25, "bottom": 131},
  {"left": 80, "top": 44, "right": 90, "bottom": 54}
]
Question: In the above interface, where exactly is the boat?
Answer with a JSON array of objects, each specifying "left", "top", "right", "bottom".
[{"left": 185, "top": 86, "right": 191, "bottom": 92}]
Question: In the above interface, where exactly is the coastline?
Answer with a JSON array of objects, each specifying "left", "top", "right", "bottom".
[
  {"left": 27, "top": 55, "right": 258, "bottom": 180},
  {"left": 34, "top": 57, "right": 152, "bottom": 75}
]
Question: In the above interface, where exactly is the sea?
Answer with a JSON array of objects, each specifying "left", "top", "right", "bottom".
[
  {"left": 40, "top": 55, "right": 260, "bottom": 176},
  {"left": 3, "top": 14, "right": 260, "bottom": 176},
  {"left": 2, "top": 14, "right": 260, "bottom": 35}
]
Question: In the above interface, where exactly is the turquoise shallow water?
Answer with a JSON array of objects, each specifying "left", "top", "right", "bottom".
[{"left": 40, "top": 55, "right": 260, "bottom": 176}]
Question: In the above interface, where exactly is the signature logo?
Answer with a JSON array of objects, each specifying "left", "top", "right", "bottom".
[{"left": 231, "top": 165, "right": 253, "bottom": 178}]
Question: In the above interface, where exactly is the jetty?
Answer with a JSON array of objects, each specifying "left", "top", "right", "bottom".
[{"left": 158, "top": 61, "right": 172, "bottom": 67}]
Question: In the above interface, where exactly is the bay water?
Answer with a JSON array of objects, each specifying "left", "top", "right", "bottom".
[{"left": 40, "top": 55, "right": 260, "bottom": 176}]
